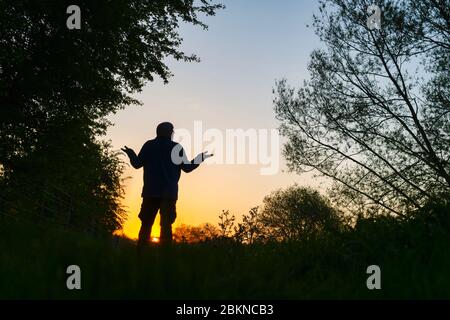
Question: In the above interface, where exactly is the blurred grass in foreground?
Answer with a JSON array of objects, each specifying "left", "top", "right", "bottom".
[{"left": 1, "top": 206, "right": 450, "bottom": 299}]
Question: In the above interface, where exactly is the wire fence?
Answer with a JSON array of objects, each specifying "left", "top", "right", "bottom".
[{"left": 0, "top": 177, "right": 127, "bottom": 247}]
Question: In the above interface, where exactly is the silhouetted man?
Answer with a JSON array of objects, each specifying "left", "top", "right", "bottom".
[{"left": 122, "top": 122, "right": 212, "bottom": 247}]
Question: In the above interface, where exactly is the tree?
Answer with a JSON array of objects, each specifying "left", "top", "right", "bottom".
[
  {"left": 218, "top": 210, "right": 236, "bottom": 238},
  {"left": 1, "top": 0, "right": 223, "bottom": 166},
  {"left": 259, "top": 185, "right": 342, "bottom": 242},
  {"left": 0, "top": 0, "right": 223, "bottom": 232},
  {"left": 173, "top": 223, "right": 220, "bottom": 243},
  {"left": 0, "top": 118, "right": 127, "bottom": 234},
  {"left": 233, "top": 207, "right": 267, "bottom": 244},
  {"left": 274, "top": 0, "right": 450, "bottom": 216}
]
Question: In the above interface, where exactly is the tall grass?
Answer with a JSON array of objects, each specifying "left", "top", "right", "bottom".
[{"left": 1, "top": 201, "right": 450, "bottom": 299}]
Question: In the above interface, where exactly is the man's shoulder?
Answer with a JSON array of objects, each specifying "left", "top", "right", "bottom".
[
  {"left": 143, "top": 139, "right": 158, "bottom": 146},
  {"left": 138, "top": 140, "right": 155, "bottom": 153},
  {"left": 144, "top": 139, "right": 180, "bottom": 148},
  {"left": 144, "top": 139, "right": 155, "bottom": 145}
]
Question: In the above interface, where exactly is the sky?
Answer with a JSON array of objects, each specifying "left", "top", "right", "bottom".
[{"left": 105, "top": 0, "right": 326, "bottom": 239}]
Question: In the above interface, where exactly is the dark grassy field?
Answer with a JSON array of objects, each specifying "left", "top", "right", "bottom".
[{"left": 1, "top": 210, "right": 450, "bottom": 300}]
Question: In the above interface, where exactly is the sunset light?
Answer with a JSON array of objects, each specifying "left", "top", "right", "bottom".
[
  {"left": 2, "top": 0, "right": 449, "bottom": 309},
  {"left": 151, "top": 237, "right": 160, "bottom": 243}
]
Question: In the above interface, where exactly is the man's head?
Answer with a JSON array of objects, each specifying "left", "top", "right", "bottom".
[{"left": 156, "top": 122, "right": 174, "bottom": 139}]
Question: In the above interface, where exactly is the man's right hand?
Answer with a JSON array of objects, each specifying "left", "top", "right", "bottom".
[
  {"left": 121, "top": 146, "right": 135, "bottom": 157},
  {"left": 193, "top": 151, "right": 214, "bottom": 164},
  {"left": 201, "top": 151, "right": 214, "bottom": 161}
]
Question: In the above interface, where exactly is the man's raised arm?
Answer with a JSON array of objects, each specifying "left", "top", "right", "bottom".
[
  {"left": 179, "top": 148, "right": 213, "bottom": 173},
  {"left": 122, "top": 146, "right": 144, "bottom": 169}
]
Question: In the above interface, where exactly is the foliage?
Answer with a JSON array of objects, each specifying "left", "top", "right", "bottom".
[
  {"left": 0, "top": 119, "right": 127, "bottom": 234},
  {"left": 0, "top": 0, "right": 223, "bottom": 232},
  {"left": 173, "top": 223, "right": 220, "bottom": 243},
  {"left": 1, "top": 195, "right": 450, "bottom": 299},
  {"left": 0, "top": 0, "right": 224, "bottom": 150},
  {"left": 258, "top": 185, "right": 344, "bottom": 242},
  {"left": 178, "top": 186, "right": 344, "bottom": 244},
  {"left": 218, "top": 210, "right": 236, "bottom": 238},
  {"left": 274, "top": 0, "right": 450, "bottom": 215},
  {"left": 233, "top": 207, "right": 267, "bottom": 244}
]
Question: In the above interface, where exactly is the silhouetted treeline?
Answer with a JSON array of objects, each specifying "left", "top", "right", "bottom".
[{"left": 174, "top": 185, "right": 450, "bottom": 245}]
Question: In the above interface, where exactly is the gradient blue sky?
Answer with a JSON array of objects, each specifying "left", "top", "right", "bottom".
[{"left": 106, "top": 0, "right": 326, "bottom": 238}]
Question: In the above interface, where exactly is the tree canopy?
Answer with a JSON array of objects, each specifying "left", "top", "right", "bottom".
[
  {"left": 274, "top": 0, "right": 450, "bottom": 216},
  {"left": 0, "top": 0, "right": 223, "bottom": 163},
  {"left": 0, "top": 0, "right": 223, "bottom": 232}
]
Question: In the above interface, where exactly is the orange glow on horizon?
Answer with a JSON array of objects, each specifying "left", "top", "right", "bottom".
[
  {"left": 117, "top": 163, "right": 321, "bottom": 240},
  {"left": 104, "top": 2, "right": 328, "bottom": 240},
  {"left": 114, "top": 136, "right": 324, "bottom": 241}
]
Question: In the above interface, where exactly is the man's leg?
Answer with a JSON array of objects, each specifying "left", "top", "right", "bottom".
[
  {"left": 159, "top": 199, "right": 177, "bottom": 245},
  {"left": 137, "top": 197, "right": 160, "bottom": 250}
]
